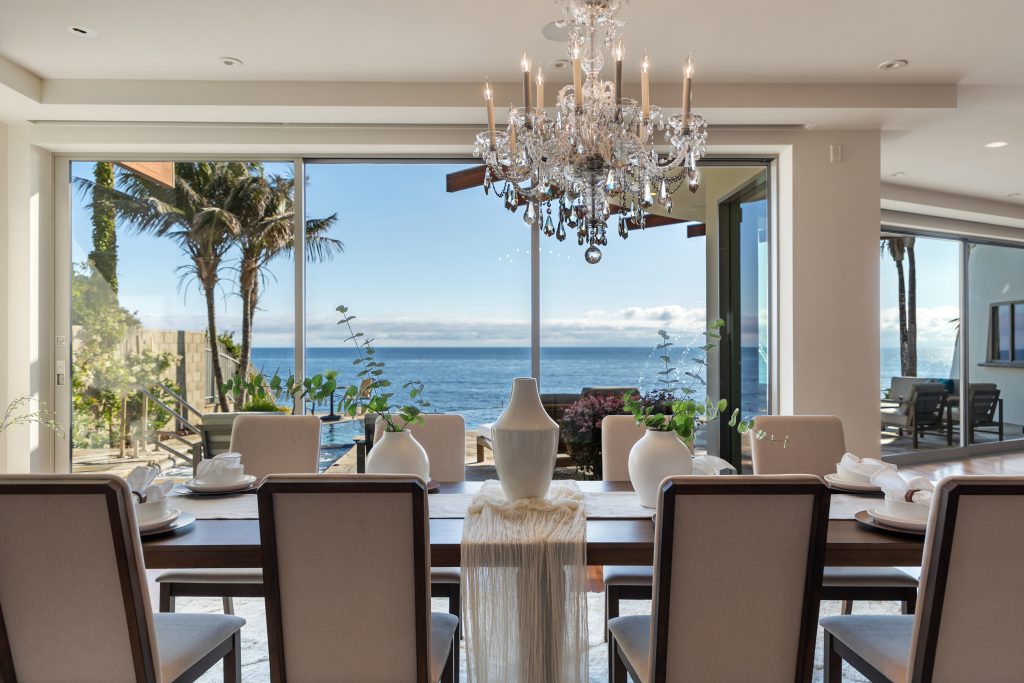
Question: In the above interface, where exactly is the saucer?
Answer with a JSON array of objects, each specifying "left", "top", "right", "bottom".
[
  {"left": 868, "top": 507, "right": 927, "bottom": 532},
  {"left": 854, "top": 510, "right": 925, "bottom": 537},
  {"left": 824, "top": 473, "right": 882, "bottom": 494},
  {"left": 185, "top": 475, "right": 257, "bottom": 493},
  {"left": 138, "top": 508, "right": 181, "bottom": 532},
  {"left": 139, "top": 512, "right": 196, "bottom": 537}
]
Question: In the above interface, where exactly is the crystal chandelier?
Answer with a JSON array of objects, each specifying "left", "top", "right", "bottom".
[{"left": 474, "top": 0, "right": 707, "bottom": 264}]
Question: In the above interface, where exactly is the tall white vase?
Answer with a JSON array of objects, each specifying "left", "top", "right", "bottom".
[
  {"left": 492, "top": 377, "right": 559, "bottom": 500},
  {"left": 365, "top": 429, "right": 430, "bottom": 481},
  {"left": 628, "top": 429, "right": 693, "bottom": 508}
]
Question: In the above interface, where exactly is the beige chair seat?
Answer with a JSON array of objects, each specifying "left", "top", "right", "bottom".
[
  {"left": 430, "top": 613, "right": 460, "bottom": 682},
  {"left": 820, "top": 614, "right": 913, "bottom": 683},
  {"left": 608, "top": 615, "right": 652, "bottom": 683},
  {"left": 155, "top": 612, "right": 246, "bottom": 682},
  {"left": 880, "top": 405, "right": 911, "bottom": 428},
  {"left": 157, "top": 568, "right": 263, "bottom": 584},
  {"left": 605, "top": 565, "right": 916, "bottom": 589}
]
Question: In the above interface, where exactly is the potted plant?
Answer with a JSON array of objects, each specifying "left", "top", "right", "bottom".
[
  {"left": 335, "top": 305, "right": 433, "bottom": 480},
  {"left": 623, "top": 323, "right": 762, "bottom": 507},
  {"left": 560, "top": 392, "right": 627, "bottom": 480}
]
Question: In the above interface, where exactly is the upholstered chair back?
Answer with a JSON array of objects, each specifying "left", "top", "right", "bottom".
[
  {"left": 229, "top": 414, "right": 321, "bottom": 480},
  {"left": 601, "top": 415, "right": 647, "bottom": 482},
  {"left": 750, "top": 415, "right": 846, "bottom": 477},
  {"left": 374, "top": 414, "right": 467, "bottom": 482},
  {"left": 649, "top": 475, "right": 829, "bottom": 683},
  {"left": 258, "top": 475, "right": 432, "bottom": 683},
  {"left": 0, "top": 474, "right": 160, "bottom": 682},
  {"left": 908, "top": 476, "right": 1024, "bottom": 682}
]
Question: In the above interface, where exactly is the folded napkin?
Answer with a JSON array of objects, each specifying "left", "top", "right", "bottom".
[
  {"left": 143, "top": 480, "right": 175, "bottom": 503},
  {"left": 871, "top": 469, "right": 934, "bottom": 504},
  {"left": 692, "top": 455, "right": 737, "bottom": 476},
  {"left": 838, "top": 453, "right": 896, "bottom": 478},
  {"left": 126, "top": 466, "right": 160, "bottom": 500},
  {"left": 196, "top": 452, "right": 245, "bottom": 483}
]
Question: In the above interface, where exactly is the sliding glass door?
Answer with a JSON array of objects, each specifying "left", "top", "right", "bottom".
[{"left": 879, "top": 229, "right": 1024, "bottom": 459}]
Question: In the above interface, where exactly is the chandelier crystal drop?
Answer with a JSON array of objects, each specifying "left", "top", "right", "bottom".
[{"left": 474, "top": 0, "right": 707, "bottom": 263}]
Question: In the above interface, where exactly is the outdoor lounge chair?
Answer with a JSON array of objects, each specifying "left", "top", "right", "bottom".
[
  {"left": 948, "top": 383, "right": 1004, "bottom": 444},
  {"left": 880, "top": 382, "right": 949, "bottom": 448}
]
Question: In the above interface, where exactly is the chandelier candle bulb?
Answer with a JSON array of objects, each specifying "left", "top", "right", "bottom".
[
  {"left": 641, "top": 52, "right": 651, "bottom": 120},
  {"left": 521, "top": 50, "right": 532, "bottom": 120},
  {"left": 484, "top": 81, "right": 496, "bottom": 149},
  {"left": 572, "top": 46, "right": 583, "bottom": 109},
  {"left": 509, "top": 115, "right": 517, "bottom": 156},
  {"left": 536, "top": 67, "right": 544, "bottom": 115},
  {"left": 614, "top": 39, "right": 624, "bottom": 106},
  {"left": 682, "top": 53, "right": 694, "bottom": 118}
]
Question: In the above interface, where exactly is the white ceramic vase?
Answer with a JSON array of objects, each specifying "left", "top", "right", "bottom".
[
  {"left": 365, "top": 429, "right": 430, "bottom": 481},
  {"left": 628, "top": 429, "right": 693, "bottom": 508},
  {"left": 492, "top": 377, "right": 559, "bottom": 501}
]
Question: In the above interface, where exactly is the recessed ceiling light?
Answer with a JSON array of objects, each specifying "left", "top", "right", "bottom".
[
  {"left": 878, "top": 59, "right": 909, "bottom": 71},
  {"left": 985, "top": 141, "right": 1009, "bottom": 148},
  {"left": 889, "top": 171, "right": 906, "bottom": 177},
  {"left": 542, "top": 20, "right": 569, "bottom": 42},
  {"left": 66, "top": 26, "right": 98, "bottom": 38},
  {"left": 549, "top": 59, "right": 571, "bottom": 70},
  {"left": 219, "top": 56, "right": 244, "bottom": 67}
]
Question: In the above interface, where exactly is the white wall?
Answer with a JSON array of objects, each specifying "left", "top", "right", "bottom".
[
  {"left": 967, "top": 244, "right": 1024, "bottom": 428},
  {"left": 0, "top": 122, "right": 883, "bottom": 470},
  {"left": 0, "top": 122, "right": 7, "bottom": 472}
]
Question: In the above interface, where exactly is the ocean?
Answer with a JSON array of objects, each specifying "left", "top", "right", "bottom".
[{"left": 251, "top": 345, "right": 955, "bottom": 447}]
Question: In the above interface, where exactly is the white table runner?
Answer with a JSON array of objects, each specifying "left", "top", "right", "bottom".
[
  {"left": 169, "top": 487, "right": 873, "bottom": 521},
  {"left": 462, "top": 480, "right": 588, "bottom": 683}
]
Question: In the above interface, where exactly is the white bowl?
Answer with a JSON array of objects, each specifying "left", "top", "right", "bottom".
[
  {"left": 836, "top": 463, "right": 871, "bottom": 484},
  {"left": 884, "top": 496, "right": 930, "bottom": 522},
  {"left": 135, "top": 498, "right": 169, "bottom": 525}
]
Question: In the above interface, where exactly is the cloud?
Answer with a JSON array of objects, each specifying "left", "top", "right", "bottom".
[{"left": 880, "top": 305, "right": 960, "bottom": 347}]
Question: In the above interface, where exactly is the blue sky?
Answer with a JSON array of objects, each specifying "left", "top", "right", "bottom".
[
  {"left": 879, "top": 237, "right": 959, "bottom": 350},
  {"left": 71, "top": 161, "right": 709, "bottom": 347}
]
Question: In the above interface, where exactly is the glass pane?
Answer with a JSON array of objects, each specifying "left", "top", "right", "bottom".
[
  {"left": 967, "top": 244, "right": 1024, "bottom": 446},
  {"left": 69, "top": 161, "right": 295, "bottom": 475},
  {"left": 303, "top": 162, "right": 530, "bottom": 470},
  {"left": 1015, "top": 304, "right": 1024, "bottom": 361},
  {"left": 879, "top": 235, "right": 959, "bottom": 454}
]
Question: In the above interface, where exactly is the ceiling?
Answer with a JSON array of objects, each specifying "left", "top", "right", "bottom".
[{"left": 2, "top": 0, "right": 1024, "bottom": 211}]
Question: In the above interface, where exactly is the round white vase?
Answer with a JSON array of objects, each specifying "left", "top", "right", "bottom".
[
  {"left": 628, "top": 429, "right": 693, "bottom": 508},
  {"left": 365, "top": 429, "right": 430, "bottom": 481},
  {"left": 492, "top": 377, "right": 559, "bottom": 501}
]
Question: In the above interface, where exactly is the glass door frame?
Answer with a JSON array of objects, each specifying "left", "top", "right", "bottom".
[
  {"left": 880, "top": 225, "right": 1024, "bottom": 465},
  {"left": 710, "top": 159, "right": 775, "bottom": 469}
]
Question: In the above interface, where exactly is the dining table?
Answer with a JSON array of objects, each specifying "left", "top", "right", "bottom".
[{"left": 142, "top": 480, "right": 924, "bottom": 570}]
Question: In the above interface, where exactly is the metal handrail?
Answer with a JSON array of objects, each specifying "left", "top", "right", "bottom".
[
  {"left": 157, "top": 381, "right": 204, "bottom": 421},
  {"left": 136, "top": 385, "right": 200, "bottom": 435}
]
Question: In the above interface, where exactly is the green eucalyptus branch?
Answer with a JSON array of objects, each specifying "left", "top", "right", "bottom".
[
  {"left": 1, "top": 397, "right": 65, "bottom": 438},
  {"left": 335, "top": 305, "right": 430, "bottom": 432}
]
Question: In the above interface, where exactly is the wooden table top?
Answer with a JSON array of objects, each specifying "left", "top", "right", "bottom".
[{"left": 142, "top": 480, "right": 924, "bottom": 569}]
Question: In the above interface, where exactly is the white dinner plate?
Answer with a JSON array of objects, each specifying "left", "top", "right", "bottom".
[
  {"left": 184, "top": 475, "right": 257, "bottom": 493},
  {"left": 824, "top": 473, "right": 883, "bottom": 493},
  {"left": 138, "top": 508, "right": 181, "bottom": 532},
  {"left": 868, "top": 507, "right": 927, "bottom": 532}
]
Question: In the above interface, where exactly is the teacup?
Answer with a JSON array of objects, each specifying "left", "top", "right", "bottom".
[
  {"left": 884, "top": 496, "right": 930, "bottom": 522},
  {"left": 836, "top": 463, "right": 871, "bottom": 484},
  {"left": 135, "top": 498, "right": 169, "bottom": 525}
]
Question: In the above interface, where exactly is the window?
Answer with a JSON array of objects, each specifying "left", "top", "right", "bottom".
[{"left": 989, "top": 302, "right": 1023, "bottom": 364}]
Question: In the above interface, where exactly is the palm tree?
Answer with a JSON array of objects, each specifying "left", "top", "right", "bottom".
[
  {"left": 77, "top": 162, "right": 255, "bottom": 411},
  {"left": 882, "top": 236, "right": 918, "bottom": 376},
  {"left": 233, "top": 172, "right": 341, "bottom": 384}
]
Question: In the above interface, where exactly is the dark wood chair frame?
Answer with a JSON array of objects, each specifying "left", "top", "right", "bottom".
[
  {"left": 0, "top": 479, "right": 240, "bottom": 683},
  {"left": 824, "top": 479, "right": 1024, "bottom": 683},
  {"left": 609, "top": 478, "right": 830, "bottom": 683},
  {"left": 946, "top": 390, "right": 1005, "bottom": 446},
  {"left": 258, "top": 478, "right": 456, "bottom": 683}
]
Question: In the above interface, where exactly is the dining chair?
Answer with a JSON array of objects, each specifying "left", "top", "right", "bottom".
[
  {"left": 821, "top": 476, "right": 1024, "bottom": 683},
  {"left": 258, "top": 474, "right": 458, "bottom": 683},
  {"left": 608, "top": 475, "right": 830, "bottom": 683},
  {"left": 156, "top": 413, "right": 322, "bottom": 616},
  {"left": 374, "top": 413, "right": 467, "bottom": 674},
  {"left": 752, "top": 415, "right": 919, "bottom": 615},
  {"left": 600, "top": 414, "right": 654, "bottom": 637},
  {"left": 0, "top": 474, "right": 244, "bottom": 683}
]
